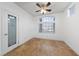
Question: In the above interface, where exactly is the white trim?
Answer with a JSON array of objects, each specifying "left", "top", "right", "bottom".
[
  {"left": 67, "top": 3, "right": 75, "bottom": 17},
  {"left": 1, "top": 37, "right": 33, "bottom": 56},
  {"left": 0, "top": 8, "right": 19, "bottom": 55},
  {"left": 63, "top": 36, "right": 79, "bottom": 55},
  {"left": 35, "top": 34, "right": 65, "bottom": 41},
  {"left": 65, "top": 40, "right": 79, "bottom": 55}
]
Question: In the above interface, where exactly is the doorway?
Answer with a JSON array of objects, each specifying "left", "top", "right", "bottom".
[{"left": 1, "top": 9, "right": 18, "bottom": 55}]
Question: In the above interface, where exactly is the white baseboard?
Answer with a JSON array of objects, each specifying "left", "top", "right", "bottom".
[
  {"left": 1, "top": 35, "right": 79, "bottom": 56},
  {"left": 36, "top": 34, "right": 79, "bottom": 55},
  {"left": 64, "top": 40, "right": 79, "bottom": 55},
  {"left": 0, "top": 37, "right": 33, "bottom": 56},
  {"left": 35, "top": 34, "right": 65, "bottom": 41}
]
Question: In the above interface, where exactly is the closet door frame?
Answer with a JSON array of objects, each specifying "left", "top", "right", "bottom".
[{"left": 1, "top": 8, "right": 19, "bottom": 55}]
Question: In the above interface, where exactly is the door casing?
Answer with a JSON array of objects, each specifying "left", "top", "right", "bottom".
[{"left": 1, "top": 8, "right": 19, "bottom": 55}]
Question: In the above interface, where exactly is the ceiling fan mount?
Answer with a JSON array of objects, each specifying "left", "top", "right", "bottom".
[{"left": 35, "top": 2, "right": 52, "bottom": 14}]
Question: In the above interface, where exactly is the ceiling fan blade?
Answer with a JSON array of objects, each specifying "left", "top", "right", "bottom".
[
  {"left": 46, "top": 2, "right": 51, "bottom": 6},
  {"left": 35, "top": 10, "right": 40, "bottom": 12},
  {"left": 46, "top": 9, "right": 51, "bottom": 12},
  {"left": 36, "top": 3, "right": 41, "bottom": 8}
]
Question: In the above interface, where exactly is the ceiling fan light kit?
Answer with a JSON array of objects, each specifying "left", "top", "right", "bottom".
[{"left": 40, "top": 9, "right": 47, "bottom": 14}]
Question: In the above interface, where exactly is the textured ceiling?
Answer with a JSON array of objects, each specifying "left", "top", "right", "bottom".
[{"left": 15, "top": 2, "right": 71, "bottom": 16}]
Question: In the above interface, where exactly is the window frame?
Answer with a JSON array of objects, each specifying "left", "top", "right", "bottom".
[
  {"left": 67, "top": 3, "right": 75, "bottom": 17},
  {"left": 39, "top": 16, "right": 55, "bottom": 33}
]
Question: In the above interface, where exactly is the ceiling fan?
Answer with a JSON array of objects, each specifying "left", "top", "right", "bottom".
[{"left": 35, "top": 2, "right": 52, "bottom": 14}]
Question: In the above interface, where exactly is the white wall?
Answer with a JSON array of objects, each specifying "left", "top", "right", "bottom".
[
  {"left": 33, "top": 3, "right": 79, "bottom": 55},
  {"left": 0, "top": 2, "right": 35, "bottom": 55},
  {"left": 62, "top": 3, "right": 79, "bottom": 55},
  {"left": 0, "top": 7, "right": 1, "bottom": 55},
  {"left": 33, "top": 12, "right": 65, "bottom": 41},
  {"left": 0, "top": 2, "right": 79, "bottom": 55}
]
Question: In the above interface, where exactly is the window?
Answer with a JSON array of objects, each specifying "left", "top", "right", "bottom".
[
  {"left": 39, "top": 16, "right": 55, "bottom": 33},
  {"left": 68, "top": 4, "right": 75, "bottom": 16}
]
